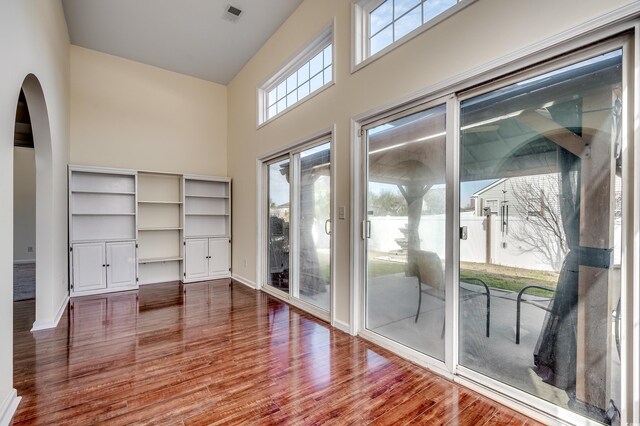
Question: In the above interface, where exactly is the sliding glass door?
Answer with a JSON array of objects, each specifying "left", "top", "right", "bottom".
[
  {"left": 359, "top": 41, "right": 630, "bottom": 425},
  {"left": 267, "top": 158, "right": 291, "bottom": 293},
  {"left": 364, "top": 103, "right": 447, "bottom": 361},
  {"left": 265, "top": 139, "right": 332, "bottom": 315},
  {"left": 458, "top": 49, "right": 623, "bottom": 423},
  {"left": 292, "top": 143, "right": 331, "bottom": 311}
]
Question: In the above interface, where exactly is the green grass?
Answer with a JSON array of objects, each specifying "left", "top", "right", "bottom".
[
  {"left": 366, "top": 257, "right": 557, "bottom": 297},
  {"left": 459, "top": 270, "right": 555, "bottom": 297},
  {"left": 368, "top": 260, "right": 406, "bottom": 278}
]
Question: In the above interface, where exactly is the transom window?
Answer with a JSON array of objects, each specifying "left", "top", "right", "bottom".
[
  {"left": 353, "top": 0, "right": 474, "bottom": 69},
  {"left": 370, "top": 0, "right": 459, "bottom": 55},
  {"left": 259, "top": 26, "right": 333, "bottom": 124}
]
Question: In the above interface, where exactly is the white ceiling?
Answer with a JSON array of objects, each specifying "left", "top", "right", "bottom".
[{"left": 62, "top": 0, "right": 304, "bottom": 85}]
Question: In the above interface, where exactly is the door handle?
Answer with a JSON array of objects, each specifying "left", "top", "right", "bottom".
[
  {"left": 362, "top": 220, "right": 371, "bottom": 239},
  {"left": 324, "top": 219, "right": 331, "bottom": 235}
]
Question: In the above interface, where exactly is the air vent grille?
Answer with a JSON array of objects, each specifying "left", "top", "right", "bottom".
[
  {"left": 227, "top": 6, "right": 242, "bottom": 17},
  {"left": 222, "top": 4, "right": 243, "bottom": 22}
]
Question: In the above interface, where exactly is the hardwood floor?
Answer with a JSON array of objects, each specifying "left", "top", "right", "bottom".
[{"left": 12, "top": 280, "right": 541, "bottom": 425}]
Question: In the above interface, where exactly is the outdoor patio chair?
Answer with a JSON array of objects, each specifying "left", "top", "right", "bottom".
[
  {"left": 413, "top": 250, "right": 491, "bottom": 338},
  {"left": 515, "top": 285, "right": 555, "bottom": 344}
]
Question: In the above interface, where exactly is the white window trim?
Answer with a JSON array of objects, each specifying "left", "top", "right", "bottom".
[
  {"left": 257, "top": 22, "right": 335, "bottom": 128},
  {"left": 351, "top": 0, "right": 478, "bottom": 74}
]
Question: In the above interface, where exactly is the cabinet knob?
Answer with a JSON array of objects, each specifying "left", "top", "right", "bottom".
[{"left": 102, "top": 264, "right": 106, "bottom": 267}]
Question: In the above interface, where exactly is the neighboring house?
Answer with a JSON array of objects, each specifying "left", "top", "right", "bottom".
[{"left": 471, "top": 173, "right": 622, "bottom": 271}]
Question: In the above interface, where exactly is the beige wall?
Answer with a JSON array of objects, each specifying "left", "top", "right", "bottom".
[
  {"left": 70, "top": 46, "right": 228, "bottom": 176},
  {"left": 0, "top": 0, "right": 70, "bottom": 418},
  {"left": 227, "top": 0, "right": 634, "bottom": 325},
  {"left": 13, "top": 148, "right": 36, "bottom": 263}
]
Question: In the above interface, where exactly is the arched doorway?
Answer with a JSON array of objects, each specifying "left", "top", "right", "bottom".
[
  {"left": 13, "top": 89, "right": 37, "bottom": 309},
  {"left": 16, "top": 74, "right": 55, "bottom": 331}
]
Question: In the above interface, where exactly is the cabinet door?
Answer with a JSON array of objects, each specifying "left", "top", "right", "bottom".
[
  {"left": 185, "top": 238, "right": 208, "bottom": 280},
  {"left": 106, "top": 241, "right": 137, "bottom": 289},
  {"left": 208, "top": 238, "right": 230, "bottom": 277},
  {"left": 72, "top": 242, "right": 106, "bottom": 293}
]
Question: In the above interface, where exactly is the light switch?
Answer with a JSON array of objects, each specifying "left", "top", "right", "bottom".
[{"left": 338, "top": 206, "right": 346, "bottom": 220}]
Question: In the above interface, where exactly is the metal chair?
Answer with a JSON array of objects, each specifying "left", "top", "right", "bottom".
[
  {"left": 515, "top": 285, "right": 555, "bottom": 344},
  {"left": 413, "top": 250, "right": 491, "bottom": 338}
]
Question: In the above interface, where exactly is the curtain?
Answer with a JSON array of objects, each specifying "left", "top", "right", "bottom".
[{"left": 533, "top": 146, "right": 580, "bottom": 391}]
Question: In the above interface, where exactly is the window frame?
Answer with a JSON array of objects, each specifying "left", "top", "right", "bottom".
[
  {"left": 257, "top": 23, "right": 335, "bottom": 127},
  {"left": 351, "top": 0, "right": 477, "bottom": 73}
]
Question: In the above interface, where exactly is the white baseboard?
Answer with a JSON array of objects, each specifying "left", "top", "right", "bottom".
[
  {"left": 231, "top": 274, "right": 257, "bottom": 289},
  {"left": 13, "top": 259, "right": 35, "bottom": 265},
  {"left": 31, "top": 294, "right": 69, "bottom": 332},
  {"left": 0, "top": 389, "right": 20, "bottom": 426},
  {"left": 332, "top": 319, "right": 352, "bottom": 334}
]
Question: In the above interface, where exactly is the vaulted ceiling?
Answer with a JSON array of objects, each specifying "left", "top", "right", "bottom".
[{"left": 62, "top": 0, "right": 304, "bottom": 84}]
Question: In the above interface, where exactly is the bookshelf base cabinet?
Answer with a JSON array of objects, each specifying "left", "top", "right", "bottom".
[
  {"left": 184, "top": 237, "right": 230, "bottom": 282},
  {"left": 71, "top": 241, "right": 137, "bottom": 297}
]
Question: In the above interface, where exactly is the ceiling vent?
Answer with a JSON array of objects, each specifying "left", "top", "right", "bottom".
[{"left": 222, "top": 4, "right": 243, "bottom": 23}]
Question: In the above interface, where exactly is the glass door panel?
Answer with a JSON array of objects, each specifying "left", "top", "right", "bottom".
[
  {"left": 365, "top": 104, "right": 447, "bottom": 361},
  {"left": 459, "top": 50, "right": 622, "bottom": 423},
  {"left": 292, "top": 142, "right": 331, "bottom": 311},
  {"left": 267, "top": 159, "right": 290, "bottom": 293}
]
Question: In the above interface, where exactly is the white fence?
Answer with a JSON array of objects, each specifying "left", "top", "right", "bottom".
[
  {"left": 364, "top": 212, "right": 621, "bottom": 272},
  {"left": 309, "top": 212, "right": 621, "bottom": 272}
]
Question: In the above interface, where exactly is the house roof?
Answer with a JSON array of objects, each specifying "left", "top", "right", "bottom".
[{"left": 471, "top": 179, "right": 506, "bottom": 197}]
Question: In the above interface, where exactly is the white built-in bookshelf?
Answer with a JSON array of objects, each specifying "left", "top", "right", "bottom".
[
  {"left": 68, "top": 166, "right": 232, "bottom": 295},
  {"left": 70, "top": 171, "right": 137, "bottom": 242},
  {"left": 183, "top": 176, "right": 231, "bottom": 282},
  {"left": 137, "top": 172, "right": 183, "bottom": 285},
  {"left": 184, "top": 178, "right": 230, "bottom": 238},
  {"left": 69, "top": 167, "right": 138, "bottom": 296}
]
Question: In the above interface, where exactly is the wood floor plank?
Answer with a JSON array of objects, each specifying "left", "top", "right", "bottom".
[{"left": 12, "top": 280, "right": 541, "bottom": 425}]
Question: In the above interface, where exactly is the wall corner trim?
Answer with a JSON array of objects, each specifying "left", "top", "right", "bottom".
[
  {"left": 231, "top": 274, "right": 257, "bottom": 289},
  {"left": 332, "top": 319, "right": 352, "bottom": 335},
  {"left": 30, "top": 295, "right": 69, "bottom": 332},
  {"left": 0, "top": 389, "right": 21, "bottom": 426}
]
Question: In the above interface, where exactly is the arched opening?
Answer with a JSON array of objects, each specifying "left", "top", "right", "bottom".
[
  {"left": 14, "top": 75, "right": 56, "bottom": 331},
  {"left": 13, "top": 89, "right": 37, "bottom": 324}
]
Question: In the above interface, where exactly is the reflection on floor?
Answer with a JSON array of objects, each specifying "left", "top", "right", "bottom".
[{"left": 12, "top": 280, "right": 541, "bottom": 424}]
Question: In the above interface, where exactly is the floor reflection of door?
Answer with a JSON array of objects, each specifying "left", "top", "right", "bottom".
[{"left": 364, "top": 103, "right": 447, "bottom": 362}]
